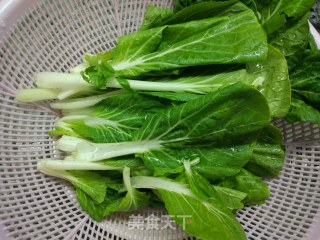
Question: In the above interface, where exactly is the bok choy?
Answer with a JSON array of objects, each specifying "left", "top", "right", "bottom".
[{"left": 14, "top": 0, "right": 320, "bottom": 239}]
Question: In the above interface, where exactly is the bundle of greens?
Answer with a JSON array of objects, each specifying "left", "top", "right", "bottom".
[{"left": 15, "top": 0, "right": 319, "bottom": 239}]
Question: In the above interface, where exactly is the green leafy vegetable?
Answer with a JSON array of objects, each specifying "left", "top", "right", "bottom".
[
  {"left": 221, "top": 169, "right": 270, "bottom": 205},
  {"left": 245, "top": 125, "right": 285, "bottom": 177},
  {"left": 140, "top": 144, "right": 254, "bottom": 180},
  {"left": 70, "top": 83, "right": 270, "bottom": 161},
  {"left": 131, "top": 175, "right": 247, "bottom": 240},
  {"left": 50, "top": 93, "right": 164, "bottom": 142},
  {"left": 285, "top": 98, "right": 320, "bottom": 125},
  {"left": 247, "top": 45, "right": 291, "bottom": 118},
  {"left": 158, "top": 189, "right": 247, "bottom": 240},
  {"left": 15, "top": 1, "right": 320, "bottom": 239},
  {"left": 140, "top": 5, "right": 174, "bottom": 30},
  {"left": 82, "top": 1, "right": 267, "bottom": 83},
  {"left": 117, "top": 167, "right": 150, "bottom": 212},
  {"left": 76, "top": 188, "right": 123, "bottom": 221},
  {"left": 37, "top": 161, "right": 107, "bottom": 203}
]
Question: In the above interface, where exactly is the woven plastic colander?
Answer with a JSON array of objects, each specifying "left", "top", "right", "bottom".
[{"left": 0, "top": 1, "right": 320, "bottom": 240}]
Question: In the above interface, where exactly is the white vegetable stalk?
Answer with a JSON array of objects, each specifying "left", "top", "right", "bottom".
[
  {"left": 55, "top": 135, "right": 90, "bottom": 152},
  {"left": 74, "top": 140, "right": 163, "bottom": 161},
  {"left": 107, "top": 78, "right": 211, "bottom": 93},
  {"left": 36, "top": 72, "right": 90, "bottom": 89},
  {"left": 35, "top": 72, "right": 219, "bottom": 93},
  {"left": 37, "top": 159, "right": 123, "bottom": 170},
  {"left": 123, "top": 167, "right": 133, "bottom": 194},
  {"left": 15, "top": 86, "right": 99, "bottom": 102},
  {"left": 183, "top": 158, "right": 200, "bottom": 175},
  {"left": 15, "top": 88, "right": 60, "bottom": 102},
  {"left": 130, "top": 176, "right": 193, "bottom": 196},
  {"left": 37, "top": 160, "right": 76, "bottom": 182}
]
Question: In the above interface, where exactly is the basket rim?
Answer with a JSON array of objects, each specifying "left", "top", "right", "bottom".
[
  {"left": 0, "top": 0, "right": 39, "bottom": 44},
  {"left": 0, "top": 221, "right": 11, "bottom": 240}
]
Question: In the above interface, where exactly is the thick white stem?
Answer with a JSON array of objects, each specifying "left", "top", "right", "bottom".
[
  {"left": 37, "top": 159, "right": 122, "bottom": 170},
  {"left": 130, "top": 176, "right": 193, "bottom": 196},
  {"left": 55, "top": 135, "right": 90, "bottom": 152},
  {"left": 15, "top": 88, "right": 60, "bottom": 102},
  {"left": 107, "top": 78, "right": 201, "bottom": 92},
  {"left": 36, "top": 72, "right": 90, "bottom": 89},
  {"left": 75, "top": 140, "right": 162, "bottom": 161}
]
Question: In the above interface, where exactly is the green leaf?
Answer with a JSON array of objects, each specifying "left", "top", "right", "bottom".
[
  {"left": 282, "top": 0, "right": 315, "bottom": 19},
  {"left": 76, "top": 188, "right": 123, "bottom": 221},
  {"left": 212, "top": 186, "right": 247, "bottom": 211},
  {"left": 164, "top": 0, "right": 315, "bottom": 50},
  {"left": 291, "top": 62, "right": 320, "bottom": 110},
  {"left": 185, "top": 159, "right": 247, "bottom": 211},
  {"left": 134, "top": 83, "right": 270, "bottom": 146},
  {"left": 68, "top": 170, "right": 107, "bottom": 203},
  {"left": 116, "top": 77, "right": 134, "bottom": 93},
  {"left": 140, "top": 5, "right": 174, "bottom": 30},
  {"left": 171, "top": 1, "right": 239, "bottom": 20},
  {"left": 110, "top": 2, "right": 267, "bottom": 77},
  {"left": 81, "top": 61, "right": 115, "bottom": 89},
  {"left": 108, "top": 65, "right": 253, "bottom": 95},
  {"left": 112, "top": 26, "right": 167, "bottom": 65},
  {"left": 247, "top": 45, "right": 291, "bottom": 118},
  {"left": 38, "top": 160, "right": 107, "bottom": 203},
  {"left": 140, "top": 144, "right": 253, "bottom": 180},
  {"left": 270, "top": 13, "right": 311, "bottom": 59},
  {"left": 245, "top": 125, "right": 285, "bottom": 177},
  {"left": 84, "top": 51, "right": 113, "bottom": 67},
  {"left": 141, "top": 91, "right": 200, "bottom": 102},
  {"left": 162, "top": 66, "right": 253, "bottom": 94},
  {"left": 183, "top": 159, "right": 213, "bottom": 200},
  {"left": 63, "top": 84, "right": 270, "bottom": 163},
  {"left": 158, "top": 189, "right": 247, "bottom": 240},
  {"left": 118, "top": 167, "right": 150, "bottom": 212},
  {"left": 156, "top": 15, "right": 231, "bottom": 51},
  {"left": 285, "top": 98, "right": 320, "bottom": 125},
  {"left": 183, "top": 160, "right": 247, "bottom": 212},
  {"left": 221, "top": 169, "right": 270, "bottom": 205},
  {"left": 53, "top": 93, "right": 164, "bottom": 143}
]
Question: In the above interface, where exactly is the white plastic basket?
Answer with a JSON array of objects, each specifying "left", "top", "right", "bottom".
[{"left": 0, "top": 1, "right": 319, "bottom": 239}]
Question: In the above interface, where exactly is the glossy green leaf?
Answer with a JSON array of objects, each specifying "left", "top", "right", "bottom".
[
  {"left": 76, "top": 188, "right": 123, "bottom": 221},
  {"left": 38, "top": 160, "right": 107, "bottom": 203},
  {"left": 221, "top": 169, "right": 270, "bottom": 205},
  {"left": 245, "top": 125, "right": 285, "bottom": 177},
  {"left": 158, "top": 189, "right": 247, "bottom": 240},
  {"left": 134, "top": 83, "right": 270, "bottom": 146},
  {"left": 291, "top": 62, "right": 320, "bottom": 110},
  {"left": 247, "top": 45, "right": 291, "bottom": 118},
  {"left": 270, "top": 13, "right": 311, "bottom": 59},
  {"left": 118, "top": 167, "right": 150, "bottom": 212},
  {"left": 140, "top": 144, "right": 253, "bottom": 180},
  {"left": 51, "top": 93, "right": 164, "bottom": 143},
  {"left": 285, "top": 98, "right": 320, "bottom": 125},
  {"left": 140, "top": 5, "right": 174, "bottom": 30}
]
